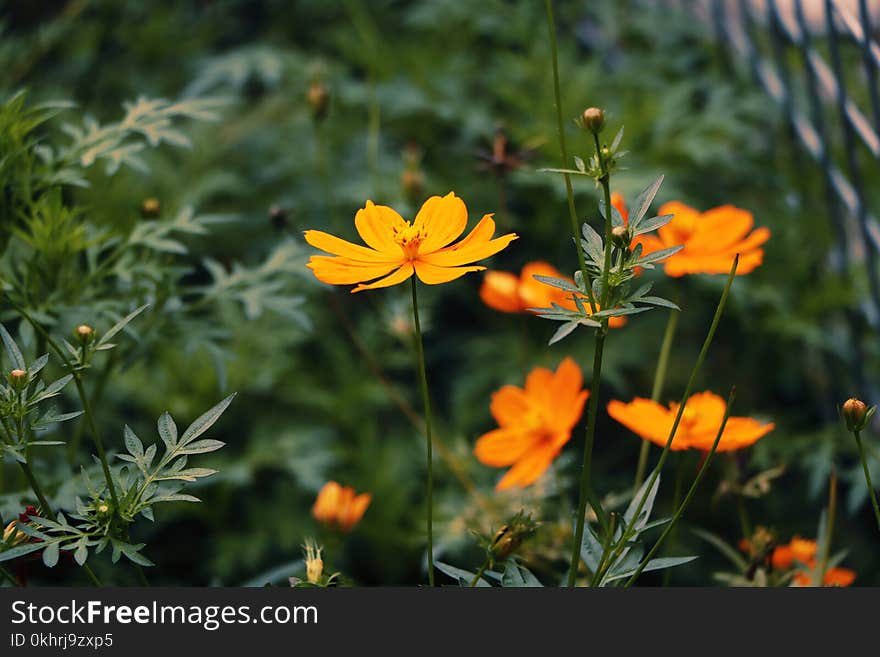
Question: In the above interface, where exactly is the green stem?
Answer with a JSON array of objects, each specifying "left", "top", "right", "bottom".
[
  {"left": 736, "top": 495, "right": 751, "bottom": 540},
  {"left": 18, "top": 462, "right": 52, "bottom": 515},
  {"left": 469, "top": 559, "right": 490, "bottom": 587},
  {"left": 819, "top": 472, "right": 837, "bottom": 585},
  {"left": 594, "top": 255, "right": 739, "bottom": 585},
  {"left": 852, "top": 430, "right": 880, "bottom": 531},
  {"left": 567, "top": 330, "right": 607, "bottom": 587},
  {"left": 410, "top": 278, "right": 434, "bottom": 587},
  {"left": 624, "top": 387, "right": 736, "bottom": 587},
  {"left": 634, "top": 309, "right": 680, "bottom": 492},
  {"left": 594, "top": 132, "right": 613, "bottom": 311},
  {"left": 0, "top": 564, "right": 18, "bottom": 587},
  {"left": 82, "top": 564, "right": 102, "bottom": 587},
  {"left": 544, "top": 0, "right": 597, "bottom": 313},
  {"left": 9, "top": 303, "right": 119, "bottom": 510}
]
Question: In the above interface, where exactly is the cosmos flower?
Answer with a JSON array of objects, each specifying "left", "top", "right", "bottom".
[
  {"left": 607, "top": 391, "right": 774, "bottom": 452},
  {"left": 312, "top": 482, "right": 371, "bottom": 532},
  {"left": 474, "top": 357, "right": 588, "bottom": 491},
  {"left": 304, "top": 192, "right": 517, "bottom": 293}
]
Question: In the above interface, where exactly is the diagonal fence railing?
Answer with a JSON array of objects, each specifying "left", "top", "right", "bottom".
[{"left": 668, "top": 0, "right": 880, "bottom": 399}]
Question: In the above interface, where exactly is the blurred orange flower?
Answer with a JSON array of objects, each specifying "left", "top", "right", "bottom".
[
  {"left": 771, "top": 537, "right": 855, "bottom": 587},
  {"left": 635, "top": 201, "right": 769, "bottom": 277},
  {"left": 479, "top": 262, "right": 625, "bottom": 327},
  {"left": 474, "top": 357, "right": 588, "bottom": 491},
  {"left": 607, "top": 391, "right": 774, "bottom": 452},
  {"left": 304, "top": 192, "right": 517, "bottom": 293},
  {"left": 312, "top": 481, "right": 372, "bottom": 532}
]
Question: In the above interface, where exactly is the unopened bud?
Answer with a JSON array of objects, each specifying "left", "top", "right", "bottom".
[
  {"left": 489, "top": 511, "right": 538, "bottom": 562},
  {"left": 8, "top": 369, "right": 26, "bottom": 388},
  {"left": 582, "top": 107, "right": 605, "bottom": 134},
  {"left": 842, "top": 397, "right": 873, "bottom": 432},
  {"left": 303, "top": 539, "right": 324, "bottom": 584},
  {"left": 141, "top": 198, "right": 161, "bottom": 218},
  {"left": 611, "top": 225, "right": 629, "bottom": 248},
  {"left": 75, "top": 324, "right": 94, "bottom": 342},
  {"left": 307, "top": 81, "right": 330, "bottom": 122}
]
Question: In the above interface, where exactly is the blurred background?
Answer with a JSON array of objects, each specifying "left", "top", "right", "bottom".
[{"left": 1, "top": 0, "right": 878, "bottom": 585}]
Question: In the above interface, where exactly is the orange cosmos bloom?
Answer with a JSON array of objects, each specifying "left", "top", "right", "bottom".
[
  {"left": 795, "top": 568, "right": 856, "bottom": 587},
  {"left": 304, "top": 192, "right": 518, "bottom": 293},
  {"left": 474, "top": 357, "right": 588, "bottom": 491},
  {"left": 312, "top": 481, "right": 372, "bottom": 532},
  {"left": 479, "top": 262, "right": 625, "bottom": 327},
  {"left": 634, "top": 201, "right": 769, "bottom": 277},
  {"left": 607, "top": 391, "right": 774, "bottom": 452}
]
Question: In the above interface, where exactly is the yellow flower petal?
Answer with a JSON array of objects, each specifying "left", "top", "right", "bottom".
[
  {"left": 412, "top": 192, "right": 468, "bottom": 253},
  {"left": 304, "top": 229, "right": 400, "bottom": 263},
  {"left": 413, "top": 261, "right": 484, "bottom": 285},
  {"left": 307, "top": 256, "right": 399, "bottom": 285},
  {"left": 351, "top": 262, "right": 415, "bottom": 293},
  {"left": 354, "top": 201, "right": 408, "bottom": 256}
]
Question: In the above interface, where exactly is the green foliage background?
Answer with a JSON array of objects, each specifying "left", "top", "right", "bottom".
[{"left": 1, "top": 0, "right": 877, "bottom": 585}]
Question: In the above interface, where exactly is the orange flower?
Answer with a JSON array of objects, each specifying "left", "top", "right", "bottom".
[
  {"left": 304, "top": 192, "right": 517, "bottom": 293},
  {"left": 311, "top": 481, "right": 372, "bottom": 532},
  {"left": 771, "top": 537, "right": 816, "bottom": 570},
  {"left": 611, "top": 191, "right": 629, "bottom": 224},
  {"left": 634, "top": 201, "right": 769, "bottom": 277},
  {"left": 607, "top": 391, "right": 774, "bottom": 452},
  {"left": 479, "top": 262, "right": 625, "bottom": 327},
  {"left": 474, "top": 357, "right": 588, "bottom": 491}
]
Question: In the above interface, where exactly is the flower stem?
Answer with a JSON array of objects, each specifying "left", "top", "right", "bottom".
[
  {"left": 624, "top": 387, "right": 736, "bottom": 587},
  {"left": 469, "top": 558, "right": 490, "bottom": 587},
  {"left": 634, "top": 308, "right": 679, "bottom": 492},
  {"left": 544, "top": 0, "right": 597, "bottom": 313},
  {"left": 0, "top": 565, "right": 18, "bottom": 587},
  {"left": 594, "top": 255, "right": 739, "bottom": 585},
  {"left": 410, "top": 278, "right": 434, "bottom": 587},
  {"left": 852, "top": 430, "right": 880, "bottom": 531},
  {"left": 567, "top": 330, "right": 607, "bottom": 587},
  {"left": 9, "top": 303, "right": 119, "bottom": 511},
  {"left": 819, "top": 471, "right": 837, "bottom": 584}
]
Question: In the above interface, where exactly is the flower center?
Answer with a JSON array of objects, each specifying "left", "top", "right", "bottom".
[{"left": 392, "top": 223, "right": 424, "bottom": 259}]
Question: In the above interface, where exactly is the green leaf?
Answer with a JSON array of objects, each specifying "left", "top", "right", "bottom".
[
  {"left": 628, "top": 175, "right": 665, "bottom": 232},
  {"left": 97, "top": 304, "right": 149, "bottom": 347},
  {"left": 692, "top": 528, "right": 749, "bottom": 571},
  {"left": 123, "top": 425, "right": 144, "bottom": 458},
  {"left": 74, "top": 540, "right": 88, "bottom": 566},
  {"left": 638, "top": 296, "right": 680, "bottom": 310},
  {"left": 532, "top": 275, "right": 582, "bottom": 294},
  {"left": 632, "top": 214, "right": 674, "bottom": 237},
  {"left": 180, "top": 394, "right": 236, "bottom": 444},
  {"left": 603, "top": 556, "right": 697, "bottom": 582},
  {"left": 0, "top": 541, "right": 46, "bottom": 562},
  {"left": 625, "top": 475, "right": 661, "bottom": 534},
  {"left": 157, "top": 412, "right": 178, "bottom": 449},
  {"left": 501, "top": 562, "right": 543, "bottom": 587},
  {"left": 636, "top": 245, "right": 684, "bottom": 265},
  {"left": 177, "top": 439, "right": 225, "bottom": 455},
  {"left": 0, "top": 324, "right": 26, "bottom": 370},
  {"left": 434, "top": 561, "right": 492, "bottom": 587},
  {"left": 549, "top": 321, "right": 580, "bottom": 345},
  {"left": 42, "top": 541, "right": 60, "bottom": 568}
]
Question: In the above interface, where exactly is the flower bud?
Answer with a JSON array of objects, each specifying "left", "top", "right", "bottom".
[
  {"left": 582, "top": 107, "right": 605, "bottom": 134},
  {"left": 307, "top": 81, "right": 330, "bottom": 122},
  {"left": 303, "top": 539, "right": 324, "bottom": 584},
  {"left": 842, "top": 397, "right": 873, "bottom": 432},
  {"left": 611, "top": 224, "right": 630, "bottom": 248},
  {"left": 489, "top": 511, "right": 537, "bottom": 562},
  {"left": 140, "top": 197, "right": 161, "bottom": 218},
  {"left": 2, "top": 520, "right": 26, "bottom": 546},
  {"left": 75, "top": 324, "right": 94, "bottom": 343},
  {"left": 8, "top": 369, "right": 26, "bottom": 388}
]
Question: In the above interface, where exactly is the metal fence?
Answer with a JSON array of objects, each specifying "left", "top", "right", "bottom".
[{"left": 684, "top": 0, "right": 880, "bottom": 397}]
